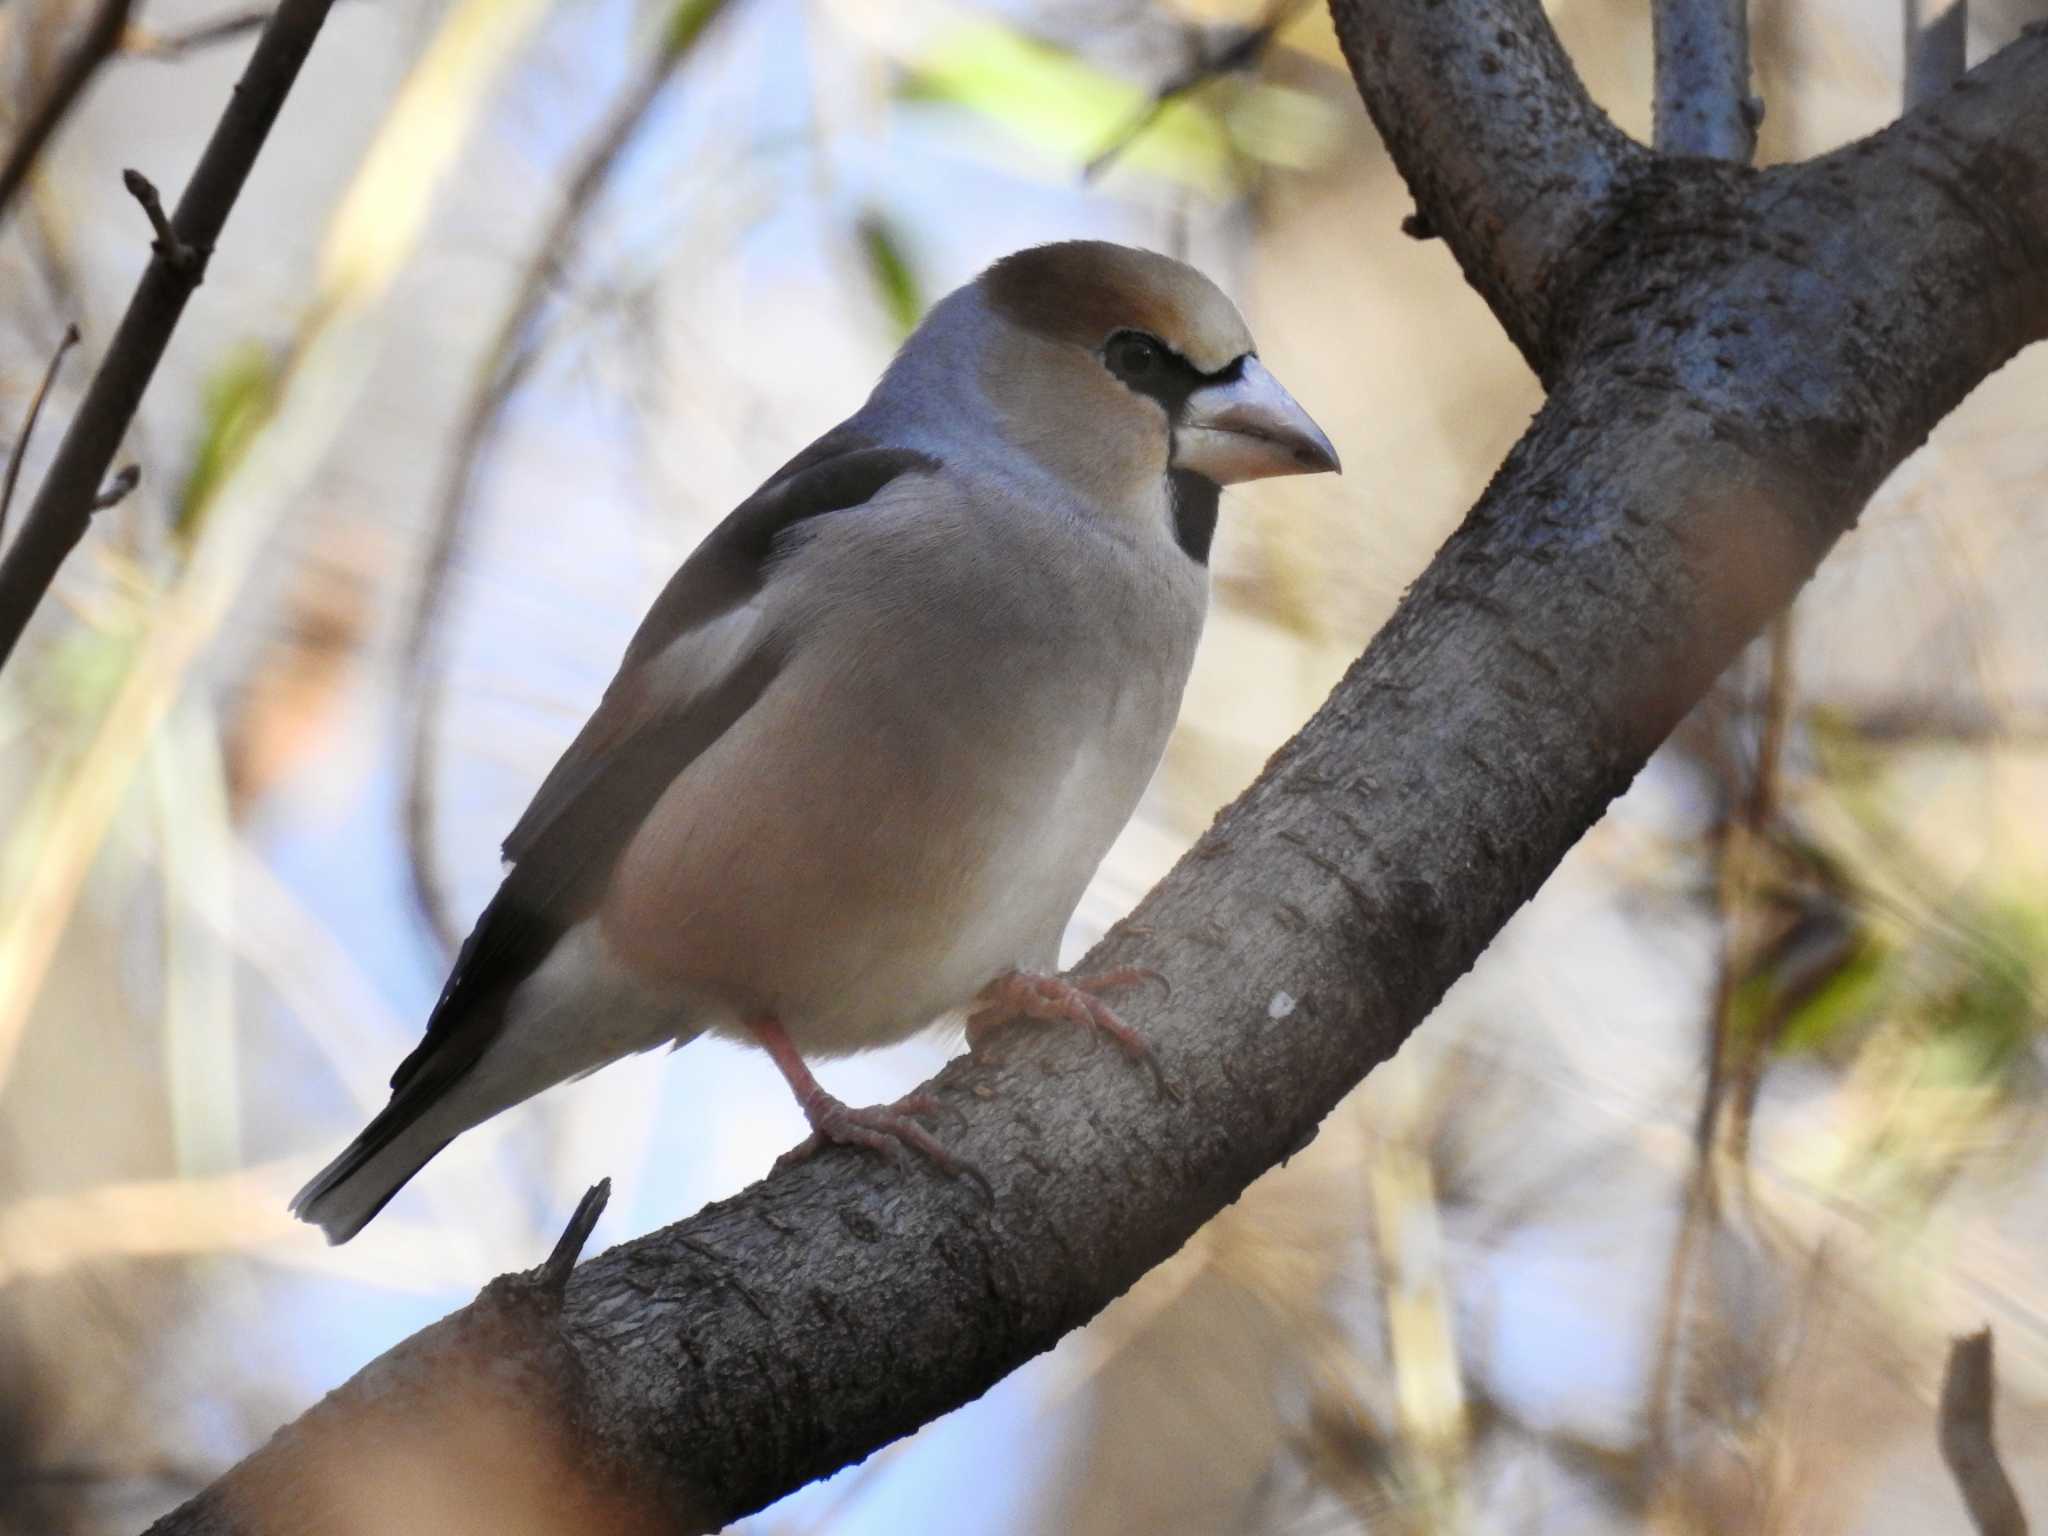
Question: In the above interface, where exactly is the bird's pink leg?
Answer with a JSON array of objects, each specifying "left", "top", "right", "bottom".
[
  {"left": 965, "top": 967, "right": 1166, "bottom": 1060},
  {"left": 746, "top": 1016, "right": 959, "bottom": 1177}
]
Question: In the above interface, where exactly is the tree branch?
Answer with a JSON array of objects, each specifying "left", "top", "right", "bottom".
[
  {"left": 0, "top": 0, "right": 341, "bottom": 676},
  {"left": 0, "top": 0, "right": 138, "bottom": 227},
  {"left": 0, "top": 323, "right": 81, "bottom": 543},
  {"left": 1906, "top": 0, "right": 1969, "bottom": 111},
  {"left": 1324, "top": 0, "right": 1648, "bottom": 381},
  {"left": 1653, "top": 0, "right": 1761, "bottom": 160},
  {"left": 139, "top": 24, "right": 2048, "bottom": 1534}
]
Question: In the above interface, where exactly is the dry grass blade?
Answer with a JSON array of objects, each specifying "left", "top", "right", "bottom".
[
  {"left": 0, "top": 1164, "right": 296, "bottom": 1284},
  {"left": 150, "top": 701, "right": 240, "bottom": 1178},
  {"left": 0, "top": 323, "right": 80, "bottom": 542},
  {"left": 0, "top": 1162, "right": 495, "bottom": 1289}
]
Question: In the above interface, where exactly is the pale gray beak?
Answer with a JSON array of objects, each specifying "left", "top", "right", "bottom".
[{"left": 1172, "top": 356, "right": 1341, "bottom": 485}]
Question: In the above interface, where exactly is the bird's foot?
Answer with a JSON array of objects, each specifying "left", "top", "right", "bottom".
[
  {"left": 772, "top": 1089, "right": 962, "bottom": 1177},
  {"left": 747, "top": 1015, "right": 986, "bottom": 1188},
  {"left": 966, "top": 968, "right": 1173, "bottom": 1094}
]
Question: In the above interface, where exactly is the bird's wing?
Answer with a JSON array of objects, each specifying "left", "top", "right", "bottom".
[{"left": 390, "top": 434, "right": 938, "bottom": 1092}]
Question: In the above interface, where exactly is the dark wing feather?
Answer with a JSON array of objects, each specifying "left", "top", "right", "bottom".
[{"left": 390, "top": 438, "right": 936, "bottom": 1092}]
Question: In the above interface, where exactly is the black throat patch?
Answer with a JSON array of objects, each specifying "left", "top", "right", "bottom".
[{"left": 1168, "top": 469, "right": 1221, "bottom": 565}]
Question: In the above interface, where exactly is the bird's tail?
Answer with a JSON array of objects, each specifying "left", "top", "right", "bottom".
[{"left": 290, "top": 1089, "right": 454, "bottom": 1245}]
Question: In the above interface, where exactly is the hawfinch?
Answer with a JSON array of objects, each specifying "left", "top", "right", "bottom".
[{"left": 295, "top": 240, "right": 1338, "bottom": 1242}]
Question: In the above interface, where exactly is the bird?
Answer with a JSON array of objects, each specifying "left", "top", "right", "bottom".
[{"left": 293, "top": 240, "right": 1339, "bottom": 1243}]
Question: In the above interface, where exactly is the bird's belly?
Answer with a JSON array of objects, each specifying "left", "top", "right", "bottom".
[{"left": 601, "top": 658, "right": 1173, "bottom": 1056}]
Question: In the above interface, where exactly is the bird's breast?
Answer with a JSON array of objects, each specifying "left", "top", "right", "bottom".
[{"left": 600, "top": 514, "right": 1201, "bottom": 1050}]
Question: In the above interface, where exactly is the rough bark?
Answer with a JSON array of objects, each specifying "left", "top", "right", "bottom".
[
  {"left": 143, "top": 5, "right": 2048, "bottom": 1533},
  {"left": 1652, "top": 0, "right": 1759, "bottom": 160}
]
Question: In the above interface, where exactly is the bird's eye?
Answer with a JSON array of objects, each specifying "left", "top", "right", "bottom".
[{"left": 1106, "top": 331, "right": 1163, "bottom": 382}]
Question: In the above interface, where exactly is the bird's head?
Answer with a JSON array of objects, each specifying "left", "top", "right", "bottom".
[{"left": 971, "top": 241, "right": 1337, "bottom": 518}]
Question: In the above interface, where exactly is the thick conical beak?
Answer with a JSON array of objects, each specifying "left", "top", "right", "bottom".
[{"left": 1171, "top": 356, "right": 1340, "bottom": 485}]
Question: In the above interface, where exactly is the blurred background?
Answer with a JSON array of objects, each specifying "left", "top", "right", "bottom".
[{"left": 2, "top": 0, "right": 2047, "bottom": 1530}]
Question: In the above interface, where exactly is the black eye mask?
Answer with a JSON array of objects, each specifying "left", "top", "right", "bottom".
[{"left": 1102, "top": 329, "right": 1244, "bottom": 423}]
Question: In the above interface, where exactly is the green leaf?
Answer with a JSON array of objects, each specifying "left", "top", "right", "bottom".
[
  {"left": 662, "top": 0, "right": 731, "bottom": 59},
  {"left": 857, "top": 212, "right": 924, "bottom": 341},
  {"left": 176, "top": 342, "right": 281, "bottom": 542},
  {"left": 900, "top": 22, "right": 1236, "bottom": 196},
  {"left": 1774, "top": 933, "right": 1892, "bottom": 1055}
]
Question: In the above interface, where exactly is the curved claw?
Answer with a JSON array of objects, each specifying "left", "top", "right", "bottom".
[{"left": 747, "top": 1015, "right": 989, "bottom": 1194}]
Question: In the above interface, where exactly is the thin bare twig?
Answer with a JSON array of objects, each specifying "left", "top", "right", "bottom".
[
  {"left": 1083, "top": 0, "right": 1311, "bottom": 182},
  {"left": 402, "top": 0, "right": 735, "bottom": 951},
  {"left": 1653, "top": 0, "right": 1762, "bottom": 160},
  {"left": 0, "top": 0, "right": 139, "bottom": 227},
  {"left": 0, "top": 324, "right": 81, "bottom": 543},
  {"left": 537, "top": 1179, "right": 611, "bottom": 1296},
  {"left": 1906, "top": 0, "right": 1969, "bottom": 111},
  {"left": 1696, "top": 614, "right": 1797, "bottom": 1160},
  {"left": 1648, "top": 614, "right": 1797, "bottom": 1460},
  {"left": 0, "top": 0, "right": 342, "bottom": 675},
  {"left": 121, "top": 5, "right": 274, "bottom": 59},
  {"left": 1940, "top": 1330, "right": 2031, "bottom": 1536}
]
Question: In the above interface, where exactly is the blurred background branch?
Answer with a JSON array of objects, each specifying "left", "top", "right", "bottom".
[
  {"left": 0, "top": 0, "right": 340, "bottom": 674},
  {"left": 401, "top": 0, "right": 738, "bottom": 954},
  {"left": 0, "top": 322, "right": 79, "bottom": 541},
  {"left": 0, "top": 0, "right": 136, "bottom": 226}
]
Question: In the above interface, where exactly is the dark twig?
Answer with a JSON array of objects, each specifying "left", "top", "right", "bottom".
[
  {"left": 1653, "top": 0, "right": 1761, "bottom": 161},
  {"left": 1083, "top": 0, "right": 1311, "bottom": 182},
  {"left": 0, "top": 0, "right": 340, "bottom": 675},
  {"left": 402, "top": 0, "right": 735, "bottom": 952},
  {"left": 1940, "top": 1330, "right": 2031, "bottom": 1536},
  {"left": 0, "top": 0, "right": 139, "bottom": 227},
  {"left": 1906, "top": 0, "right": 1969, "bottom": 110},
  {"left": 538, "top": 1179, "right": 612, "bottom": 1298},
  {"left": 0, "top": 324, "right": 81, "bottom": 544}
]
